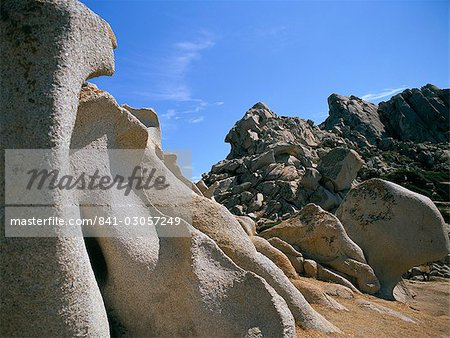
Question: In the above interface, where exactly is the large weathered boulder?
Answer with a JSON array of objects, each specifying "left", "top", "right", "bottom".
[
  {"left": 76, "top": 85, "right": 337, "bottom": 333},
  {"left": 0, "top": 1, "right": 327, "bottom": 335},
  {"left": 260, "top": 204, "right": 380, "bottom": 294},
  {"left": 317, "top": 147, "right": 364, "bottom": 192},
  {"left": 290, "top": 279, "right": 348, "bottom": 311},
  {"left": 236, "top": 215, "right": 257, "bottom": 236},
  {"left": 336, "top": 179, "right": 450, "bottom": 299},
  {"left": 75, "top": 84, "right": 297, "bottom": 337},
  {"left": 122, "top": 104, "right": 162, "bottom": 151},
  {"left": 0, "top": 1, "right": 116, "bottom": 336},
  {"left": 163, "top": 152, "right": 203, "bottom": 195},
  {"left": 303, "top": 259, "right": 360, "bottom": 293},
  {"left": 190, "top": 197, "right": 339, "bottom": 333},
  {"left": 300, "top": 167, "right": 322, "bottom": 191},
  {"left": 137, "top": 142, "right": 339, "bottom": 332},
  {"left": 309, "top": 185, "right": 342, "bottom": 211},
  {"left": 195, "top": 179, "right": 209, "bottom": 194},
  {"left": 100, "top": 226, "right": 297, "bottom": 337}
]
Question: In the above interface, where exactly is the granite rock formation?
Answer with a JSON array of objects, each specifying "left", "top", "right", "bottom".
[
  {"left": 0, "top": 1, "right": 345, "bottom": 336},
  {"left": 322, "top": 94, "right": 385, "bottom": 146},
  {"left": 2, "top": 0, "right": 449, "bottom": 336},
  {"left": 0, "top": 1, "right": 116, "bottom": 336},
  {"left": 336, "top": 179, "right": 449, "bottom": 299},
  {"left": 202, "top": 85, "right": 450, "bottom": 225},
  {"left": 260, "top": 204, "right": 380, "bottom": 294},
  {"left": 323, "top": 85, "right": 450, "bottom": 221},
  {"left": 200, "top": 85, "right": 449, "bottom": 295},
  {"left": 202, "top": 103, "right": 354, "bottom": 225},
  {"left": 76, "top": 84, "right": 298, "bottom": 337},
  {"left": 378, "top": 84, "right": 449, "bottom": 144}
]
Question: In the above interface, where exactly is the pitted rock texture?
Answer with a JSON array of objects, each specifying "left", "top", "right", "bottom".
[
  {"left": 0, "top": 1, "right": 116, "bottom": 336},
  {"left": 1, "top": 1, "right": 342, "bottom": 335}
]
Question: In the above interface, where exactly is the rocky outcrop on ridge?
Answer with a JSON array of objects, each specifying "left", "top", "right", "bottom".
[
  {"left": 378, "top": 84, "right": 449, "bottom": 144},
  {"left": 321, "top": 94, "right": 385, "bottom": 146},
  {"left": 201, "top": 84, "right": 450, "bottom": 225},
  {"left": 201, "top": 103, "right": 354, "bottom": 226},
  {"left": 322, "top": 84, "right": 449, "bottom": 145},
  {"left": 200, "top": 85, "right": 450, "bottom": 298},
  {"left": 324, "top": 85, "right": 450, "bottom": 221}
]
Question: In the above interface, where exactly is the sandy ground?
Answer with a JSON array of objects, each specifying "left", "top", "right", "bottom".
[{"left": 297, "top": 278, "right": 450, "bottom": 337}]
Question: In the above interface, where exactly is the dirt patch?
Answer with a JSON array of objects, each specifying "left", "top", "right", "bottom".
[{"left": 297, "top": 279, "right": 450, "bottom": 337}]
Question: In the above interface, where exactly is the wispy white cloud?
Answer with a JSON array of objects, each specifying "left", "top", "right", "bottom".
[
  {"left": 159, "top": 99, "right": 223, "bottom": 122},
  {"left": 263, "top": 25, "right": 288, "bottom": 38},
  {"left": 189, "top": 116, "right": 205, "bottom": 124},
  {"left": 161, "top": 109, "right": 177, "bottom": 120},
  {"left": 174, "top": 38, "right": 215, "bottom": 53},
  {"left": 249, "top": 25, "right": 289, "bottom": 40},
  {"left": 137, "top": 31, "right": 215, "bottom": 102},
  {"left": 361, "top": 87, "right": 407, "bottom": 101},
  {"left": 129, "top": 32, "right": 224, "bottom": 129}
]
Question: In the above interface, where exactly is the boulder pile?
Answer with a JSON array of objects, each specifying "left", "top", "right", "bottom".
[
  {"left": 201, "top": 85, "right": 450, "bottom": 226},
  {"left": 199, "top": 79, "right": 449, "bottom": 300},
  {"left": 201, "top": 103, "right": 359, "bottom": 225},
  {"left": 260, "top": 204, "right": 380, "bottom": 295}
]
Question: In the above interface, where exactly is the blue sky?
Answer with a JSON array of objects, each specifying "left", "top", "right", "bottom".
[{"left": 81, "top": 0, "right": 449, "bottom": 180}]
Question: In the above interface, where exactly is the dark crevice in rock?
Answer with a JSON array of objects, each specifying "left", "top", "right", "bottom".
[
  {"left": 82, "top": 236, "right": 128, "bottom": 337},
  {"left": 83, "top": 237, "right": 108, "bottom": 288}
]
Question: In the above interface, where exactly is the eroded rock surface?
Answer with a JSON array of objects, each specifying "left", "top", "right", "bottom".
[
  {"left": 202, "top": 103, "right": 359, "bottom": 225},
  {"left": 76, "top": 84, "right": 298, "bottom": 337},
  {"left": 322, "top": 94, "right": 385, "bottom": 146},
  {"left": 336, "top": 179, "right": 450, "bottom": 299},
  {"left": 317, "top": 148, "right": 364, "bottom": 192},
  {"left": 0, "top": 1, "right": 116, "bottom": 336},
  {"left": 260, "top": 204, "right": 380, "bottom": 294}
]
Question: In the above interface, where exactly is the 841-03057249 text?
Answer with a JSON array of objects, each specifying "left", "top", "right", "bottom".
[{"left": 9, "top": 216, "right": 182, "bottom": 227}]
